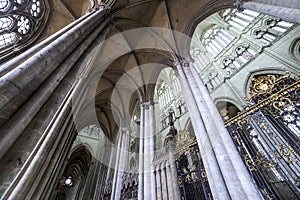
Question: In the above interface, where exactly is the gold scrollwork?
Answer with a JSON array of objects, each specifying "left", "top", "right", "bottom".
[
  {"left": 190, "top": 164, "right": 197, "bottom": 171},
  {"left": 233, "top": 135, "right": 241, "bottom": 145},
  {"left": 185, "top": 174, "right": 192, "bottom": 182},
  {"left": 178, "top": 176, "right": 183, "bottom": 187},
  {"left": 277, "top": 144, "right": 295, "bottom": 163},
  {"left": 225, "top": 73, "right": 300, "bottom": 127},
  {"left": 255, "top": 154, "right": 276, "bottom": 170},
  {"left": 272, "top": 97, "right": 293, "bottom": 111},
  {"left": 182, "top": 168, "right": 188, "bottom": 174},
  {"left": 263, "top": 187, "right": 274, "bottom": 200},
  {"left": 201, "top": 169, "right": 207, "bottom": 180},
  {"left": 243, "top": 154, "right": 257, "bottom": 171},
  {"left": 249, "top": 74, "right": 277, "bottom": 97}
]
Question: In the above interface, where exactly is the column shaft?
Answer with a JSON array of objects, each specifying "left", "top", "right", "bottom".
[
  {"left": 0, "top": 9, "right": 108, "bottom": 111},
  {"left": 2, "top": 79, "right": 78, "bottom": 199},
  {"left": 0, "top": 13, "right": 112, "bottom": 160},
  {"left": 150, "top": 104, "right": 156, "bottom": 200},
  {"left": 168, "top": 149, "right": 181, "bottom": 200},
  {"left": 188, "top": 62, "right": 262, "bottom": 199},
  {"left": 155, "top": 167, "right": 162, "bottom": 200},
  {"left": 114, "top": 128, "right": 130, "bottom": 200},
  {"left": 143, "top": 105, "right": 151, "bottom": 199},
  {"left": 161, "top": 166, "right": 168, "bottom": 200},
  {"left": 166, "top": 163, "right": 174, "bottom": 199},
  {"left": 138, "top": 105, "right": 145, "bottom": 199},
  {"left": 175, "top": 61, "right": 229, "bottom": 199},
  {"left": 110, "top": 134, "right": 123, "bottom": 200},
  {"left": 0, "top": 12, "right": 92, "bottom": 76}
]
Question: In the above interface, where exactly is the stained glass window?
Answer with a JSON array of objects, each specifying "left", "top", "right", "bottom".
[{"left": 0, "top": 0, "right": 49, "bottom": 62}]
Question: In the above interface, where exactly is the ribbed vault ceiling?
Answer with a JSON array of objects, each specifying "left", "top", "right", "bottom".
[{"left": 61, "top": 0, "right": 235, "bottom": 141}]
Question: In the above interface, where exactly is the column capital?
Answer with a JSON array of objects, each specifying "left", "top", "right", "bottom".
[
  {"left": 173, "top": 58, "right": 182, "bottom": 68},
  {"left": 140, "top": 101, "right": 154, "bottom": 109},
  {"left": 120, "top": 127, "right": 130, "bottom": 133},
  {"left": 173, "top": 57, "right": 195, "bottom": 68}
]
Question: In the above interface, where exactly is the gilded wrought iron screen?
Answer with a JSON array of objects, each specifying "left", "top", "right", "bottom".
[
  {"left": 225, "top": 72, "right": 300, "bottom": 199},
  {"left": 175, "top": 143, "right": 213, "bottom": 200}
]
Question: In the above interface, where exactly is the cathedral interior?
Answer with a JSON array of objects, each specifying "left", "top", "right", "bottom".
[{"left": 0, "top": 0, "right": 300, "bottom": 199}]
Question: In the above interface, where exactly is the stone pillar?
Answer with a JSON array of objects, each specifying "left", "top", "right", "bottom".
[
  {"left": 114, "top": 128, "right": 130, "bottom": 200},
  {"left": 138, "top": 104, "right": 145, "bottom": 199},
  {"left": 138, "top": 101, "right": 156, "bottom": 200},
  {"left": 0, "top": 6, "right": 112, "bottom": 164},
  {"left": 83, "top": 133, "right": 110, "bottom": 200},
  {"left": 176, "top": 58, "right": 263, "bottom": 199},
  {"left": 155, "top": 166, "right": 162, "bottom": 200},
  {"left": 168, "top": 143, "right": 181, "bottom": 200},
  {"left": 143, "top": 102, "right": 151, "bottom": 199},
  {"left": 189, "top": 59, "right": 263, "bottom": 199},
  {"left": 165, "top": 162, "right": 174, "bottom": 199},
  {"left": 242, "top": 0, "right": 300, "bottom": 23},
  {"left": 160, "top": 164, "right": 168, "bottom": 200},
  {"left": 174, "top": 60, "right": 229, "bottom": 200},
  {"left": 1, "top": 80, "right": 78, "bottom": 199},
  {"left": 110, "top": 133, "right": 123, "bottom": 200},
  {"left": 0, "top": 8, "right": 109, "bottom": 128},
  {"left": 149, "top": 103, "right": 156, "bottom": 200}
]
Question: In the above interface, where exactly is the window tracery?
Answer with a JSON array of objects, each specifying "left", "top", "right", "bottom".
[
  {"left": 0, "top": 0, "right": 49, "bottom": 62},
  {"left": 252, "top": 17, "right": 293, "bottom": 45},
  {"left": 222, "top": 57, "right": 241, "bottom": 75},
  {"left": 222, "top": 8, "right": 259, "bottom": 31},
  {"left": 201, "top": 25, "right": 234, "bottom": 57},
  {"left": 191, "top": 8, "right": 296, "bottom": 86},
  {"left": 235, "top": 44, "right": 255, "bottom": 63},
  {"left": 205, "top": 69, "right": 222, "bottom": 90}
]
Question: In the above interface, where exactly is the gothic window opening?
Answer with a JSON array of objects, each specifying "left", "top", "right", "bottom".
[
  {"left": 235, "top": 44, "right": 256, "bottom": 64},
  {"left": 223, "top": 57, "right": 241, "bottom": 75},
  {"left": 156, "top": 68, "right": 186, "bottom": 132},
  {"left": 201, "top": 25, "right": 234, "bottom": 57},
  {"left": 54, "top": 146, "right": 92, "bottom": 200},
  {"left": 158, "top": 82, "right": 172, "bottom": 109},
  {"left": 253, "top": 18, "right": 294, "bottom": 45},
  {"left": 225, "top": 72, "right": 300, "bottom": 199},
  {"left": 64, "top": 176, "right": 73, "bottom": 187},
  {"left": 191, "top": 7, "right": 296, "bottom": 86},
  {"left": 0, "top": 0, "right": 49, "bottom": 63},
  {"left": 222, "top": 8, "right": 259, "bottom": 31}
]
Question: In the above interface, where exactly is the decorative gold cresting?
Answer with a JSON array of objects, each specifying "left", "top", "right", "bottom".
[
  {"left": 225, "top": 71, "right": 299, "bottom": 126},
  {"left": 246, "top": 71, "right": 292, "bottom": 101}
]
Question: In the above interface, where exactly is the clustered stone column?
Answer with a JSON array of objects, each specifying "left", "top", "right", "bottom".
[
  {"left": 111, "top": 128, "right": 130, "bottom": 200},
  {"left": 174, "top": 58, "right": 263, "bottom": 200},
  {"left": 0, "top": 6, "right": 113, "bottom": 200},
  {"left": 138, "top": 101, "right": 156, "bottom": 200},
  {"left": 152, "top": 143, "right": 180, "bottom": 200},
  {"left": 167, "top": 143, "right": 181, "bottom": 200}
]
